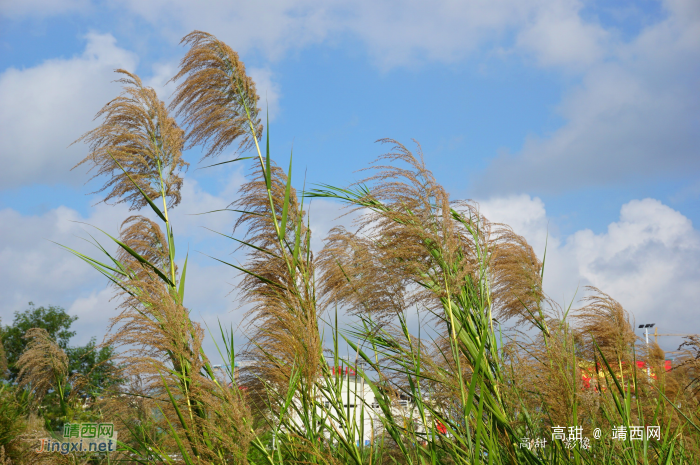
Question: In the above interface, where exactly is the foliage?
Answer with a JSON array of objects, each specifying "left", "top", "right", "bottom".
[
  {"left": 6, "top": 29, "right": 696, "bottom": 465},
  {"left": 0, "top": 303, "right": 76, "bottom": 381},
  {"left": 0, "top": 303, "right": 121, "bottom": 393},
  {"left": 67, "top": 338, "right": 120, "bottom": 396},
  {"left": 0, "top": 384, "right": 29, "bottom": 457}
]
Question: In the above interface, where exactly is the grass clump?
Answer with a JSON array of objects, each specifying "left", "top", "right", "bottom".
[{"left": 4, "top": 30, "right": 695, "bottom": 465}]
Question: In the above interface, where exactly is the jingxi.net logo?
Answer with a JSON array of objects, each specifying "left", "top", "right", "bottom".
[{"left": 36, "top": 423, "right": 118, "bottom": 455}]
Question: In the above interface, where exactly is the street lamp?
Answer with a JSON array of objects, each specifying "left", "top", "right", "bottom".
[
  {"left": 638, "top": 323, "right": 655, "bottom": 345},
  {"left": 638, "top": 323, "right": 655, "bottom": 377}
]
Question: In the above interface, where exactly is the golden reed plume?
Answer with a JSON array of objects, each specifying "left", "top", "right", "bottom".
[
  {"left": 15, "top": 329, "right": 69, "bottom": 402},
  {"left": 233, "top": 164, "right": 321, "bottom": 399},
  {"left": 318, "top": 139, "right": 547, "bottom": 328},
  {"left": 73, "top": 69, "right": 188, "bottom": 210},
  {"left": 170, "top": 30, "right": 263, "bottom": 159}
]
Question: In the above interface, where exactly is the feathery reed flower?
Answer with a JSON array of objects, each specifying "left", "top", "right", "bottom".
[
  {"left": 574, "top": 287, "right": 637, "bottom": 364},
  {"left": 170, "top": 30, "right": 263, "bottom": 159},
  {"left": 16, "top": 329, "right": 69, "bottom": 401},
  {"left": 117, "top": 215, "right": 173, "bottom": 280},
  {"left": 234, "top": 165, "right": 321, "bottom": 398},
  {"left": 73, "top": 69, "right": 188, "bottom": 210}
]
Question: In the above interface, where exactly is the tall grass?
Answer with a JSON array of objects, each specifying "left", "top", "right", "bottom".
[{"left": 35, "top": 30, "right": 700, "bottom": 464}]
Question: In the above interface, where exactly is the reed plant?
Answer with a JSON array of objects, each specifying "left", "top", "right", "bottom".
[{"left": 43, "top": 30, "right": 700, "bottom": 465}]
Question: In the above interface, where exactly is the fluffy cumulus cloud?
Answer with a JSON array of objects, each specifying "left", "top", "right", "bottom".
[
  {"left": 101, "top": 0, "right": 696, "bottom": 193},
  {"left": 477, "top": 0, "right": 700, "bottom": 193},
  {"left": 0, "top": 33, "right": 138, "bottom": 188},
  {"left": 0, "top": 32, "right": 284, "bottom": 190},
  {"left": 515, "top": 0, "right": 608, "bottom": 68},
  {"left": 111, "top": 0, "right": 607, "bottom": 69},
  {"left": 478, "top": 195, "right": 700, "bottom": 347},
  {"left": 0, "top": 203, "right": 128, "bottom": 345},
  {"left": 0, "top": 172, "right": 248, "bottom": 347}
]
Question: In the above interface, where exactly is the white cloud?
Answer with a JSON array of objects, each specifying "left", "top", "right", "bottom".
[
  {"left": 0, "top": 170, "right": 248, "bottom": 348},
  {"left": 114, "top": 0, "right": 336, "bottom": 61},
  {"left": 0, "top": 202, "right": 130, "bottom": 345},
  {"left": 477, "top": 194, "right": 551, "bottom": 253},
  {"left": 4, "top": 0, "right": 611, "bottom": 71},
  {"left": 568, "top": 199, "right": 699, "bottom": 314},
  {"left": 476, "top": 0, "right": 700, "bottom": 193},
  {"left": 248, "top": 67, "right": 282, "bottom": 123},
  {"left": 0, "top": 31, "right": 284, "bottom": 190},
  {"left": 0, "top": 0, "right": 88, "bottom": 18},
  {"left": 112, "top": 0, "right": 609, "bottom": 70},
  {"left": 0, "top": 33, "right": 138, "bottom": 188},
  {"left": 339, "top": 0, "right": 532, "bottom": 69},
  {"left": 143, "top": 60, "right": 179, "bottom": 104},
  {"left": 478, "top": 195, "right": 700, "bottom": 347},
  {"left": 515, "top": 0, "right": 608, "bottom": 68}
]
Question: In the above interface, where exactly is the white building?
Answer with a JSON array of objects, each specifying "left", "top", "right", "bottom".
[{"left": 286, "top": 366, "right": 434, "bottom": 446}]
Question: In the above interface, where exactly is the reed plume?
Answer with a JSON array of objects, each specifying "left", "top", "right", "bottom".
[
  {"left": 317, "top": 139, "right": 476, "bottom": 320},
  {"left": 73, "top": 69, "right": 188, "bottom": 210},
  {"left": 318, "top": 226, "right": 408, "bottom": 325},
  {"left": 117, "top": 215, "right": 173, "bottom": 280},
  {"left": 105, "top": 224, "right": 254, "bottom": 462},
  {"left": 515, "top": 318, "right": 585, "bottom": 429},
  {"left": 234, "top": 164, "right": 321, "bottom": 403},
  {"left": 106, "top": 214, "right": 213, "bottom": 454},
  {"left": 16, "top": 329, "right": 70, "bottom": 402},
  {"left": 574, "top": 287, "right": 637, "bottom": 365},
  {"left": 170, "top": 30, "right": 263, "bottom": 159},
  {"left": 489, "top": 225, "right": 547, "bottom": 329},
  {"left": 67, "top": 32, "right": 264, "bottom": 462},
  {"left": 673, "top": 336, "right": 700, "bottom": 403},
  {"left": 313, "top": 139, "right": 552, "bottom": 459},
  {"left": 318, "top": 139, "right": 546, "bottom": 329}
]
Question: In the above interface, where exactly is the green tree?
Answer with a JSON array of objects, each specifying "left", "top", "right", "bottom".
[
  {"left": 0, "top": 322, "right": 7, "bottom": 379},
  {"left": 67, "top": 338, "right": 120, "bottom": 395},
  {"left": 1, "top": 303, "right": 120, "bottom": 394},
  {"left": 0, "top": 303, "right": 76, "bottom": 381}
]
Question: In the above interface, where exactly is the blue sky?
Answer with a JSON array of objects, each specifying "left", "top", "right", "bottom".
[{"left": 1, "top": 0, "right": 698, "bottom": 358}]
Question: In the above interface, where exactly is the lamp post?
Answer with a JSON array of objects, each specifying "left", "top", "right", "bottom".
[{"left": 639, "top": 323, "right": 655, "bottom": 377}]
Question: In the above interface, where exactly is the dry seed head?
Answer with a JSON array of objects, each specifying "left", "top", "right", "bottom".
[
  {"left": 107, "top": 217, "right": 201, "bottom": 391},
  {"left": 105, "top": 212, "right": 257, "bottom": 461},
  {"left": 574, "top": 287, "right": 637, "bottom": 363},
  {"left": 73, "top": 69, "right": 188, "bottom": 210},
  {"left": 326, "top": 139, "right": 475, "bottom": 316},
  {"left": 671, "top": 336, "right": 700, "bottom": 400},
  {"left": 232, "top": 165, "right": 321, "bottom": 397},
  {"left": 170, "top": 30, "right": 263, "bottom": 159},
  {"left": 318, "top": 139, "right": 547, "bottom": 328},
  {"left": 488, "top": 225, "right": 547, "bottom": 327},
  {"left": 16, "top": 328, "right": 68, "bottom": 401},
  {"left": 518, "top": 321, "right": 585, "bottom": 427},
  {"left": 117, "top": 215, "right": 173, "bottom": 280},
  {"left": 318, "top": 225, "right": 408, "bottom": 324}
]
